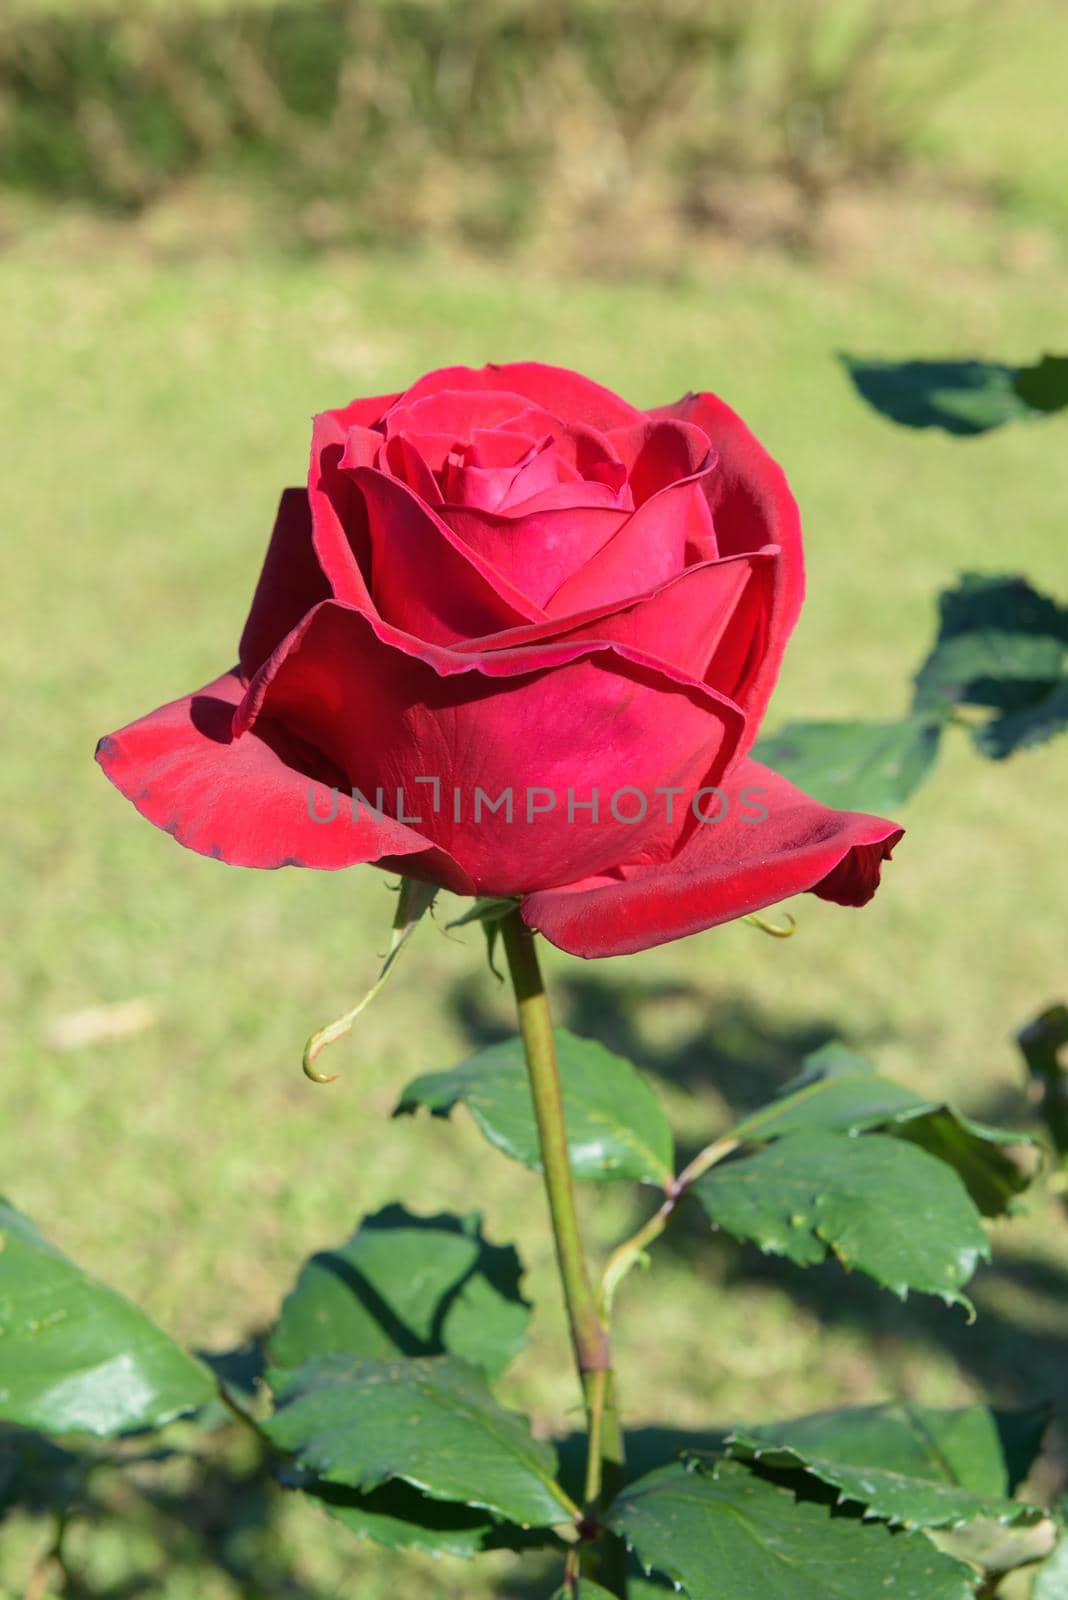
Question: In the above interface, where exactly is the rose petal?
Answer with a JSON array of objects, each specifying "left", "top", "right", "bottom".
[
  {"left": 384, "top": 388, "right": 549, "bottom": 442},
  {"left": 521, "top": 757, "right": 902, "bottom": 957},
  {"left": 237, "top": 602, "right": 745, "bottom": 895},
  {"left": 394, "top": 362, "right": 643, "bottom": 430},
  {"left": 353, "top": 468, "right": 544, "bottom": 640},
  {"left": 650, "top": 391, "right": 804, "bottom": 752},
  {"left": 604, "top": 418, "right": 713, "bottom": 504},
  {"left": 441, "top": 502, "right": 629, "bottom": 609},
  {"left": 463, "top": 550, "right": 776, "bottom": 687},
  {"left": 442, "top": 433, "right": 560, "bottom": 512},
  {"left": 381, "top": 432, "right": 445, "bottom": 503},
  {"left": 95, "top": 669, "right": 468, "bottom": 881},
  {"left": 546, "top": 458, "right": 718, "bottom": 617},
  {"left": 307, "top": 409, "right": 378, "bottom": 610},
  {"left": 238, "top": 488, "right": 331, "bottom": 678}
]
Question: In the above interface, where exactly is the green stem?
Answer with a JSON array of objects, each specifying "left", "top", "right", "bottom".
[{"left": 500, "top": 911, "right": 627, "bottom": 1597}]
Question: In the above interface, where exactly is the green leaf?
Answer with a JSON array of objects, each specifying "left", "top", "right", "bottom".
[
  {"left": 914, "top": 573, "right": 1065, "bottom": 717},
  {"left": 294, "top": 1474, "right": 552, "bottom": 1558},
  {"left": 268, "top": 1205, "right": 529, "bottom": 1385},
  {"left": 1013, "top": 354, "right": 1068, "bottom": 413},
  {"left": 733, "top": 1045, "right": 1034, "bottom": 1217},
  {"left": 395, "top": 1030, "right": 674, "bottom": 1187},
  {"left": 694, "top": 1131, "right": 989, "bottom": 1305},
  {"left": 265, "top": 1354, "right": 576, "bottom": 1529},
  {"left": 726, "top": 1401, "right": 1046, "bottom": 1529},
  {"left": 751, "top": 716, "right": 941, "bottom": 812},
  {"left": 975, "top": 676, "right": 1068, "bottom": 758},
  {"left": 841, "top": 355, "right": 1034, "bottom": 434},
  {"left": 607, "top": 1460, "right": 975, "bottom": 1600},
  {"left": 0, "top": 1198, "right": 214, "bottom": 1437}
]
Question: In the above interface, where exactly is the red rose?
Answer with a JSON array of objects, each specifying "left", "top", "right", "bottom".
[{"left": 96, "top": 362, "right": 901, "bottom": 957}]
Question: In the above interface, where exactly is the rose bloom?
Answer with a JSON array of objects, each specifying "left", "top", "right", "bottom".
[{"left": 97, "top": 363, "right": 902, "bottom": 957}]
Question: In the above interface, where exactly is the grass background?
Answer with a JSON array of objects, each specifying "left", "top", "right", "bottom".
[{"left": 2, "top": 4, "right": 1068, "bottom": 1595}]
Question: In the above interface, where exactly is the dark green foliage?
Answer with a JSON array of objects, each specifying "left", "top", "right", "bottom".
[
  {"left": 842, "top": 353, "right": 1068, "bottom": 433},
  {"left": 607, "top": 1460, "right": 975, "bottom": 1600},
  {"left": 396, "top": 1030, "right": 674, "bottom": 1187},
  {"left": 269, "top": 1205, "right": 530, "bottom": 1384},
  {"left": 841, "top": 356, "right": 1034, "bottom": 433},
  {"left": 752, "top": 716, "right": 942, "bottom": 811},
  {"left": 725, "top": 1401, "right": 1047, "bottom": 1529}
]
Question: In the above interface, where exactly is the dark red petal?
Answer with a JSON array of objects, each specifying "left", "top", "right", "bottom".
[
  {"left": 237, "top": 603, "right": 744, "bottom": 896},
  {"left": 95, "top": 669, "right": 468, "bottom": 881},
  {"left": 521, "top": 757, "right": 902, "bottom": 957},
  {"left": 318, "top": 392, "right": 403, "bottom": 431},
  {"left": 384, "top": 388, "right": 548, "bottom": 440},
  {"left": 441, "top": 433, "right": 558, "bottom": 513},
  {"left": 441, "top": 502, "right": 628, "bottom": 609},
  {"left": 462, "top": 550, "right": 776, "bottom": 687},
  {"left": 395, "top": 363, "right": 643, "bottom": 430},
  {"left": 547, "top": 467, "right": 717, "bottom": 617},
  {"left": 238, "top": 489, "right": 331, "bottom": 678},
  {"left": 603, "top": 418, "right": 713, "bottom": 504},
  {"left": 352, "top": 467, "right": 544, "bottom": 640},
  {"left": 649, "top": 391, "right": 803, "bottom": 752},
  {"left": 380, "top": 432, "right": 446, "bottom": 501},
  {"left": 307, "top": 409, "right": 377, "bottom": 610}
]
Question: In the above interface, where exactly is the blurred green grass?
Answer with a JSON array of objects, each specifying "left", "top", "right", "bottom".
[{"left": 3, "top": 42, "right": 1068, "bottom": 1596}]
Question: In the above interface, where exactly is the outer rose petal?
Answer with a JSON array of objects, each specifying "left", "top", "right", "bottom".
[
  {"left": 307, "top": 409, "right": 378, "bottom": 611},
  {"left": 237, "top": 602, "right": 745, "bottom": 895},
  {"left": 520, "top": 758, "right": 902, "bottom": 957},
  {"left": 95, "top": 669, "right": 472, "bottom": 884},
  {"left": 238, "top": 489, "right": 331, "bottom": 678},
  {"left": 650, "top": 391, "right": 803, "bottom": 749},
  {"left": 394, "top": 362, "right": 643, "bottom": 431}
]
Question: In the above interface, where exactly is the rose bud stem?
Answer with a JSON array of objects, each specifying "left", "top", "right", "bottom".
[{"left": 500, "top": 910, "right": 628, "bottom": 1594}]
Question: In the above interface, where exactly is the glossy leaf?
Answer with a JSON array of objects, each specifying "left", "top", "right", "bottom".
[
  {"left": 726, "top": 1401, "right": 1047, "bottom": 1529},
  {"left": 395, "top": 1030, "right": 674, "bottom": 1187},
  {"left": 752, "top": 716, "right": 941, "bottom": 813},
  {"left": 695, "top": 1131, "right": 989, "bottom": 1305},
  {"left": 733, "top": 1045, "right": 1033, "bottom": 1217},
  {"left": 607, "top": 1460, "right": 975, "bottom": 1600},
  {"left": 268, "top": 1205, "right": 529, "bottom": 1385},
  {"left": 0, "top": 1198, "right": 214, "bottom": 1437},
  {"left": 841, "top": 356, "right": 1033, "bottom": 434},
  {"left": 914, "top": 573, "right": 1065, "bottom": 717},
  {"left": 265, "top": 1354, "right": 576, "bottom": 1529}
]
